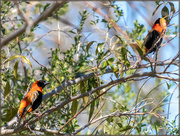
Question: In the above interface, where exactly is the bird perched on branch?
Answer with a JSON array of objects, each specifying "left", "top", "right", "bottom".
[
  {"left": 18, "top": 80, "right": 49, "bottom": 121},
  {"left": 143, "top": 18, "right": 167, "bottom": 54}
]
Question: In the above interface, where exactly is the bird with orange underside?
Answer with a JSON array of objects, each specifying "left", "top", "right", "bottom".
[
  {"left": 18, "top": 80, "right": 49, "bottom": 122},
  {"left": 143, "top": 18, "right": 167, "bottom": 54}
]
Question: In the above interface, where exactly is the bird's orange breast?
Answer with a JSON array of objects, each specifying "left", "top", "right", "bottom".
[
  {"left": 19, "top": 98, "right": 32, "bottom": 118},
  {"left": 152, "top": 24, "right": 163, "bottom": 33}
]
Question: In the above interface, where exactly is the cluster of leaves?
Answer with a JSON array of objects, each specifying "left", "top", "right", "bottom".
[
  {"left": 154, "top": 1, "right": 176, "bottom": 20},
  {"left": 1, "top": 1, "right": 15, "bottom": 35},
  {"left": 126, "top": 20, "right": 146, "bottom": 42},
  {"left": 104, "top": 1, "right": 124, "bottom": 29},
  {"left": 35, "top": 10, "right": 95, "bottom": 133}
]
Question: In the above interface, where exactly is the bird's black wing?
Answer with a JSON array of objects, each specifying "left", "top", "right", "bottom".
[{"left": 143, "top": 30, "right": 162, "bottom": 53}]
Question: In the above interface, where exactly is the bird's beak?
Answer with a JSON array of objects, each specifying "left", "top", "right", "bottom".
[{"left": 44, "top": 81, "right": 50, "bottom": 86}]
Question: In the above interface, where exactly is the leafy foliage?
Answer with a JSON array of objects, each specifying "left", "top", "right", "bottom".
[{"left": 1, "top": 1, "right": 179, "bottom": 135}]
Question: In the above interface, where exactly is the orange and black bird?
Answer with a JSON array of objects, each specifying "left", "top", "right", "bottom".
[
  {"left": 143, "top": 18, "right": 167, "bottom": 54},
  {"left": 18, "top": 80, "right": 49, "bottom": 120}
]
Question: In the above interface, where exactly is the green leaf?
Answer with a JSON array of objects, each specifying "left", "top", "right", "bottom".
[
  {"left": 121, "top": 47, "right": 127, "bottom": 58},
  {"left": 2, "top": 26, "right": 6, "bottom": 35},
  {"left": 161, "top": 6, "right": 169, "bottom": 18},
  {"left": 152, "top": 3, "right": 163, "bottom": 16},
  {"left": 100, "top": 61, "right": 108, "bottom": 69},
  {"left": 107, "top": 58, "right": 115, "bottom": 68},
  {"left": 5, "top": 55, "right": 20, "bottom": 63},
  {"left": 169, "top": 2, "right": 175, "bottom": 14},
  {"left": 71, "top": 100, "right": 78, "bottom": 116},
  {"left": 78, "top": 65, "right": 91, "bottom": 73},
  {"left": 113, "top": 63, "right": 119, "bottom": 78},
  {"left": 86, "top": 41, "right": 95, "bottom": 53},
  {"left": 115, "top": 35, "right": 125, "bottom": 45},
  {"left": 166, "top": 82, "right": 170, "bottom": 89},
  {"left": 21, "top": 56, "right": 32, "bottom": 67},
  {"left": 96, "top": 43, "right": 104, "bottom": 55},
  {"left": 69, "top": 30, "right": 76, "bottom": 34},
  {"left": 4, "top": 80, "right": 11, "bottom": 100},
  {"left": 100, "top": 61, "right": 108, "bottom": 76},
  {"left": 43, "top": 3, "right": 51, "bottom": 11},
  {"left": 107, "top": 117, "right": 114, "bottom": 124},
  {"left": 120, "top": 65, "right": 124, "bottom": 78},
  {"left": 117, "top": 122, "right": 123, "bottom": 128},
  {"left": 155, "top": 1, "right": 160, "bottom": 5},
  {"left": 135, "top": 126, "right": 141, "bottom": 134},
  {"left": 135, "top": 40, "right": 143, "bottom": 47},
  {"left": 13, "top": 59, "right": 19, "bottom": 79},
  {"left": 113, "top": 68, "right": 119, "bottom": 74},
  {"left": 5, "top": 107, "right": 18, "bottom": 122},
  {"left": 80, "top": 81, "right": 88, "bottom": 106},
  {"left": 88, "top": 100, "right": 95, "bottom": 122},
  {"left": 129, "top": 43, "right": 143, "bottom": 57},
  {"left": 98, "top": 43, "right": 104, "bottom": 52},
  {"left": 119, "top": 125, "right": 132, "bottom": 132}
]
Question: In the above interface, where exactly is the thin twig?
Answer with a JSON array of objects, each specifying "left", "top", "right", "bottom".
[
  {"left": 163, "top": 51, "right": 180, "bottom": 73},
  {"left": 149, "top": 94, "right": 170, "bottom": 113},
  {"left": 14, "top": 1, "right": 28, "bottom": 24},
  {"left": 27, "top": 125, "right": 36, "bottom": 135},
  {"left": 58, "top": 86, "right": 107, "bottom": 133},
  {"left": 90, "top": 102, "right": 105, "bottom": 122},
  {"left": 153, "top": 45, "right": 159, "bottom": 72},
  {"left": 10, "top": 18, "right": 28, "bottom": 85},
  {"left": 25, "top": 48, "right": 70, "bottom": 97},
  {"left": 1, "top": 1, "right": 67, "bottom": 48},
  {"left": 167, "top": 85, "right": 179, "bottom": 120},
  {"left": 133, "top": 77, "right": 151, "bottom": 128},
  {"left": 161, "top": 33, "right": 178, "bottom": 47},
  {"left": 72, "top": 84, "right": 118, "bottom": 135},
  {"left": 24, "top": 48, "right": 60, "bottom": 84}
]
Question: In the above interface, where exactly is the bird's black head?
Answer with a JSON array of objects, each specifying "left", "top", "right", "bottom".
[
  {"left": 37, "top": 80, "right": 49, "bottom": 88},
  {"left": 154, "top": 18, "right": 161, "bottom": 25}
]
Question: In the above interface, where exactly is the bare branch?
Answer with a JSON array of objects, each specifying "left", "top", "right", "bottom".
[
  {"left": 1, "top": 1, "right": 67, "bottom": 48},
  {"left": 24, "top": 49, "right": 60, "bottom": 84},
  {"left": 30, "top": 127, "right": 67, "bottom": 135},
  {"left": 163, "top": 51, "right": 180, "bottom": 72}
]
